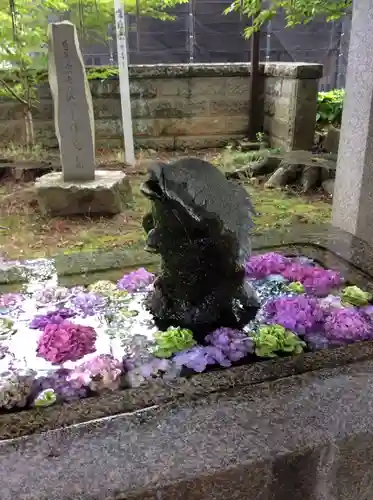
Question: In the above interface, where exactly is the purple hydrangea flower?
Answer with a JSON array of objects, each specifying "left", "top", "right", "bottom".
[
  {"left": 319, "top": 294, "right": 344, "bottom": 312},
  {"left": 263, "top": 295, "right": 324, "bottom": 335},
  {"left": 29, "top": 308, "right": 76, "bottom": 330},
  {"left": 323, "top": 308, "right": 373, "bottom": 342},
  {"left": 71, "top": 291, "right": 106, "bottom": 317},
  {"left": 33, "top": 368, "right": 88, "bottom": 403},
  {"left": 303, "top": 332, "right": 333, "bottom": 351},
  {"left": 124, "top": 356, "right": 178, "bottom": 388},
  {"left": 173, "top": 345, "right": 231, "bottom": 373},
  {"left": 245, "top": 252, "right": 290, "bottom": 279},
  {"left": 205, "top": 327, "right": 254, "bottom": 362},
  {"left": 117, "top": 267, "right": 155, "bottom": 292}
]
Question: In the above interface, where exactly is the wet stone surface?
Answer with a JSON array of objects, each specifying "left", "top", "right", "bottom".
[{"left": 140, "top": 158, "right": 259, "bottom": 337}]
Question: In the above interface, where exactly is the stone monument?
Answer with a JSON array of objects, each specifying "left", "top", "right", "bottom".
[
  {"left": 35, "top": 21, "right": 131, "bottom": 216},
  {"left": 332, "top": 0, "right": 373, "bottom": 244},
  {"left": 140, "top": 157, "right": 260, "bottom": 338}
]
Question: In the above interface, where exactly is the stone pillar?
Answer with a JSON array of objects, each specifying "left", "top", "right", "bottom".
[
  {"left": 48, "top": 21, "right": 96, "bottom": 182},
  {"left": 332, "top": 0, "right": 373, "bottom": 243}
]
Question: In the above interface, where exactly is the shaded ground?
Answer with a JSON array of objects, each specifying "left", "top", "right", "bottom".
[{"left": 0, "top": 147, "right": 332, "bottom": 260}]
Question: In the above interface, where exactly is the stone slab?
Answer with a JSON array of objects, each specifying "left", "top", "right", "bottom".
[
  {"left": 35, "top": 170, "right": 131, "bottom": 216},
  {"left": 48, "top": 21, "right": 96, "bottom": 182},
  {"left": 2, "top": 360, "right": 373, "bottom": 500}
]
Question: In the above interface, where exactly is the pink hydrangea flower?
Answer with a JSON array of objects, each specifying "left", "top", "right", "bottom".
[
  {"left": 0, "top": 293, "right": 22, "bottom": 308},
  {"left": 36, "top": 321, "right": 97, "bottom": 364},
  {"left": 282, "top": 263, "right": 343, "bottom": 296},
  {"left": 68, "top": 354, "right": 123, "bottom": 392}
]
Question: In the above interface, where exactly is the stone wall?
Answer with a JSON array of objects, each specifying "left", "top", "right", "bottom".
[{"left": 0, "top": 62, "right": 322, "bottom": 151}]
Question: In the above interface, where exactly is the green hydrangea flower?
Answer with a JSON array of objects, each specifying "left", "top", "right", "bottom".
[
  {"left": 253, "top": 324, "right": 306, "bottom": 358},
  {"left": 88, "top": 280, "right": 118, "bottom": 295},
  {"left": 286, "top": 281, "right": 305, "bottom": 294},
  {"left": 33, "top": 389, "right": 57, "bottom": 408},
  {"left": 341, "top": 285, "right": 372, "bottom": 307},
  {"left": 0, "top": 317, "right": 16, "bottom": 340},
  {"left": 153, "top": 327, "right": 196, "bottom": 358}
]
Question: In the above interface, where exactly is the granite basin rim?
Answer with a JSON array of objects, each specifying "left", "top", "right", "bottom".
[{"left": 2, "top": 338, "right": 373, "bottom": 441}]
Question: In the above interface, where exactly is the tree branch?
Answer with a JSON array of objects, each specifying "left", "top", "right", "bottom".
[{"left": 0, "top": 78, "right": 28, "bottom": 105}]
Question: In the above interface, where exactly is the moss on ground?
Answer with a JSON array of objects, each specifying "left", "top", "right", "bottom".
[{"left": 0, "top": 148, "right": 331, "bottom": 260}]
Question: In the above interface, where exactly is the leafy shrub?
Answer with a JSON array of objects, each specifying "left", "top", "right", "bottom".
[{"left": 316, "top": 89, "right": 344, "bottom": 127}]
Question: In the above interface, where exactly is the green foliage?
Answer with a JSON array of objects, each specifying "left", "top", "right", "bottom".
[
  {"left": 0, "top": 0, "right": 188, "bottom": 105},
  {"left": 341, "top": 285, "right": 372, "bottom": 307},
  {"left": 252, "top": 324, "right": 306, "bottom": 358},
  {"left": 152, "top": 327, "right": 196, "bottom": 358},
  {"left": 316, "top": 89, "right": 344, "bottom": 127},
  {"left": 225, "top": 0, "right": 351, "bottom": 38}
]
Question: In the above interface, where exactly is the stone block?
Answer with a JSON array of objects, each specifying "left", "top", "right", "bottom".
[
  {"left": 225, "top": 76, "right": 251, "bottom": 98},
  {"left": 209, "top": 99, "right": 249, "bottom": 116},
  {"left": 190, "top": 77, "right": 226, "bottom": 97},
  {"left": 157, "top": 78, "right": 191, "bottom": 98},
  {"left": 175, "top": 134, "right": 245, "bottom": 149},
  {"left": 324, "top": 125, "right": 340, "bottom": 154},
  {"left": 129, "top": 80, "right": 158, "bottom": 99},
  {"left": 264, "top": 96, "right": 291, "bottom": 120},
  {"left": 35, "top": 170, "right": 131, "bottom": 216}
]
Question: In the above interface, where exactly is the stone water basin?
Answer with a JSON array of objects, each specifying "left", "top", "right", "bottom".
[{"left": 2, "top": 225, "right": 373, "bottom": 440}]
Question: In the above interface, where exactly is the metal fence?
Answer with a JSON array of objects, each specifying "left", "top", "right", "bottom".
[{"left": 80, "top": 1, "right": 351, "bottom": 90}]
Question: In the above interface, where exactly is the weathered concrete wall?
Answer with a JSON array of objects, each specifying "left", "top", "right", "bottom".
[{"left": 0, "top": 63, "right": 322, "bottom": 151}]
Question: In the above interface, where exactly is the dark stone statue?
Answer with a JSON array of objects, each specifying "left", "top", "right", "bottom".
[{"left": 140, "top": 157, "right": 259, "bottom": 338}]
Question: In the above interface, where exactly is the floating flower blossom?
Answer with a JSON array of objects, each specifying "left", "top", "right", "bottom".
[
  {"left": 117, "top": 268, "right": 155, "bottom": 292},
  {"left": 68, "top": 354, "right": 123, "bottom": 392},
  {"left": 323, "top": 308, "right": 373, "bottom": 342},
  {"left": 282, "top": 264, "right": 343, "bottom": 296},
  {"left": 0, "top": 293, "right": 22, "bottom": 308},
  {"left": 252, "top": 324, "right": 306, "bottom": 358},
  {"left": 71, "top": 291, "right": 106, "bottom": 317},
  {"left": 285, "top": 281, "right": 305, "bottom": 294},
  {"left": 153, "top": 327, "right": 196, "bottom": 358},
  {"left": 173, "top": 345, "right": 231, "bottom": 373},
  {"left": 31, "top": 285, "right": 70, "bottom": 306},
  {"left": 36, "top": 321, "right": 97, "bottom": 364},
  {"left": 0, "top": 368, "right": 36, "bottom": 410},
  {"left": 361, "top": 305, "right": 373, "bottom": 321},
  {"left": 245, "top": 252, "right": 290, "bottom": 279},
  {"left": 263, "top": 295, "right": 324, "bottom": 335},
  {"left": 341, "top": 285, "right": 372, "bottom": 307},
  {"left": 124, "top": 356, "right": 178, "bottom": 388},
  {"left": 33, "top": 368, "right": 88, "bottom": 402},
  {"left": 0, "top": 317, "right": 16, "bottom": 339},
  {"left": 205, "top": 327, "right": 254, "bottom": 362},
  {"left": 29, "top": 308, "right": 76, "bottom": 330},
  {"left": 33, "top": 389, "right": 57, "bottom": 407},
  {"left": 88, "top": 280, "right": 118, "bottom": 296},
  {"left": 303, "top": 332, "right": 333, "bottom": 351},
  {"left": 319, "top": 294, "right": 344, "bottom": 311}
]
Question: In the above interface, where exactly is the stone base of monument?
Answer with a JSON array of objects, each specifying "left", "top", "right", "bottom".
[{"left": 35, "top": 170, "right": 131, "bottom": 216}]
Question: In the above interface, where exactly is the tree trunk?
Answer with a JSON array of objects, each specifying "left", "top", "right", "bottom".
[{"left": 24, "top": 107, "right": 34, "bottom": 150}]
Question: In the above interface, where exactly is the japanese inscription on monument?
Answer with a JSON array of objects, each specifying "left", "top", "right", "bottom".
[{"left": 48, "top": 21, "right": 96, "bottom": 182}]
